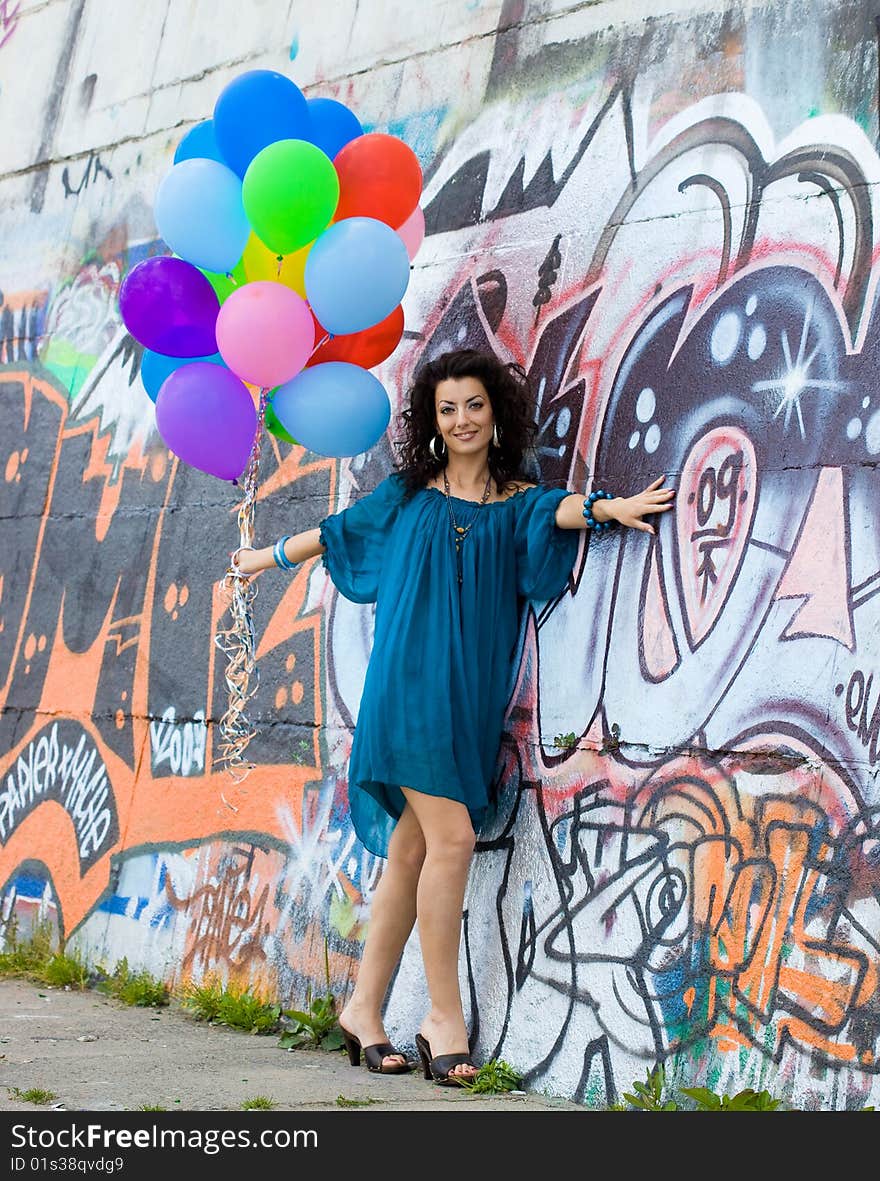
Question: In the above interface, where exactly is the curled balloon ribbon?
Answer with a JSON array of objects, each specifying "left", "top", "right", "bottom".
[
  {"left": 213, "top": 327, "right": 332, "bottom": 786},
  {"left": 213, "top": 386, "right": 269, "bottom": 782}
]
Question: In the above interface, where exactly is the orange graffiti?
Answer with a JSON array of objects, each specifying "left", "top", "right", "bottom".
[{"left": 0, "top": 369, "right": 343, "bottom": 938}]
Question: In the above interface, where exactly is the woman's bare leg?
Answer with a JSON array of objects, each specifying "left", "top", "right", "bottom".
[
  {"left": 401, "top": 787, "right": 477, "bottom": 1081},
  {"left": 338, "top": 802, "right": 425, "bottom": 1066}
]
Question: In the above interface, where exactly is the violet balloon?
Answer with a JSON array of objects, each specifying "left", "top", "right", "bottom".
[
  {"left": 119, "top": 256, "right": 220, "bottom": 357},
  {"left": 155, "top": 362, "right": 256, "bottom": 480}
]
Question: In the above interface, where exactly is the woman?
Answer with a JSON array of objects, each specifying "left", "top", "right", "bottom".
[{"left": 233, "top": 348, "right": 674, "bottom": 1084}]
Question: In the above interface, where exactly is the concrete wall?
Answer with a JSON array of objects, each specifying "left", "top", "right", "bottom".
[{"left": 2, "top": 0, "right": 879, "bottom": 1110}]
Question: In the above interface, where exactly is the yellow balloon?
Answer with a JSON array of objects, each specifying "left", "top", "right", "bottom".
[{"left": 239, "top": 232, "right": 311, "bottom": 297}]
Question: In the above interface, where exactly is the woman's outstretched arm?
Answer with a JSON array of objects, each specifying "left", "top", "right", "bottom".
[
  {"left": 555, "top": 475, "right": 675, "bottom": 535},
  {"left": 233, "top": 528, "right": 325, "bottom": 577}
]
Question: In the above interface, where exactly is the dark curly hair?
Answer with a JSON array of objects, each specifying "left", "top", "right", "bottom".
[{"left": 394, "top": 349, "right": 538, "bottom": 496}]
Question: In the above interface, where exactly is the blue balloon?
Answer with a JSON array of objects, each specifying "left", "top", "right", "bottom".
[
  {"left": 305, "top": 217, "right": 410, "bottom": 335},
  {"left": 271, "top": 362, "right": 391, "bottom": 458},
  {"left": 213, "top": 69, "right": 311, "bottom": 179},
  {"left": 140, "top": 349, "right": 225, "bottom": 402},
  {"left": 154, "top": 158, "right": 250, "bottom": 274},
  {"left": 174, "top": 120, "right": 224, "bottom": 165},
  {"left": 305, "top": 97, "right": 363, "bottom": 160}
]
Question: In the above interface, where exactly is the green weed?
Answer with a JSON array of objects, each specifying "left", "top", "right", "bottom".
[
  {"left": 135, "top": 1104, "right": 168, "bottom": 1111},
  {"left": 96, "top": 958, "right": 169, "bottom": 1007},
  {"left": 622, "top": 1065, "right": 679, "bottom": 1110},
  {"left": 553, "top": 732, "right": 577, "bottom": 751},
  {"left": 600, "top": 721, "right": 622, "bottom": 754},
  {"left": 279, "top": 990, "right": 341, "bottom": 1050},
  {"left": 179, "top": 976, "right": 280, "bottom": 1034},
  {"left": 0, "top": 917, "right": 59, "bottom": 980},
  {"left": 279, "top": 940, "right": 342, "bottom": 1051},
  {"left": 8, "top": 1086, "right": 57, "bottom": 1105},
  {"left": 336, "top": 1094, "right": 382, "bottom": 1107},
  {"left": 43, "top": 950, "right": 91, "bottom": 990},
  {"left": 178, "top": 976, "right": 225, "bottom": 1022},
  {"left": 241, "top": 1095, "right": 276, "bottom": 1110},
  {"left": 621, "top": 1066, "right": 785, "bottom": 1111},
  {"left": 217, "top": 987, "right": 281, "bottom": 1034},
  {"left": 680, "top": 1085, "right": 783, "bottom": 1111},
  {"left": 458, "top": 1059, "right": 523, "bottom": 1095},
  {"left": 0, "top": 919, "right": 92, "bottom": 991}
]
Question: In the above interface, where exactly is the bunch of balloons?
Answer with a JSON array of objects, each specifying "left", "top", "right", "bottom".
[{"left": 119, "top": 69, "right": 425, "bottom": 480}]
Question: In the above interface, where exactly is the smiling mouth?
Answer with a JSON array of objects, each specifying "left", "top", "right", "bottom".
[{"left": 454, "top": 431, "right": 478, "bottom": 439}]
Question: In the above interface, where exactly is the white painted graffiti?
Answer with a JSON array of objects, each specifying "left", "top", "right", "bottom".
[
  {"left": 0, "top": 722, "right": 116, "bottom": 867},
  {"left": 149, "top": 707, "right": 207, "bottom": 777}
]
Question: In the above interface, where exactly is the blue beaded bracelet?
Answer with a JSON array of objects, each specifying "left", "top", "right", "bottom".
[
  {"left": 583, "top": 489, "right": 615, "bottom": 532},
  {"left": 273, "top": 535, "right": 298, "bottom": 570}
]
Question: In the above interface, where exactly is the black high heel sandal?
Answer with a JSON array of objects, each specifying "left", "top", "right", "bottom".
[
  {"left": 414, "top": 1032, "right": 476, "bottom": 1087},
  {"left": 339, "top": 1024, "right": 413, "bottom": 1075}
]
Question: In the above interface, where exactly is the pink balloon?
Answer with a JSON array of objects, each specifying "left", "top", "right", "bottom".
[
  {"left": 396, "top": 204, "right": 424, "bottom": 261},
  {"left": 216, "top": 280, "right": 315, "bottom": 387}
]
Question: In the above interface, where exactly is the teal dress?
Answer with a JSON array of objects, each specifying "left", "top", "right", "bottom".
[{"left": 319, "top": 474, "right": 579, "bottom": 858}]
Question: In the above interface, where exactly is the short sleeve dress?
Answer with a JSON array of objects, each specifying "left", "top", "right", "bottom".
[{"left": 319, "top": 473, "right": 580, "bottom": 858}]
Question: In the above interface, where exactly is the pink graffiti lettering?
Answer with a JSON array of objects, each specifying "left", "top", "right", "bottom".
[{"left": 0, "top": 1, "right": 22, "bottom": 50}]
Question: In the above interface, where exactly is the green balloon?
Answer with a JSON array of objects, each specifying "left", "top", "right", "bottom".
[
  {"left": 199, "top": 267, "right": 238, "bottom": 304},
  {"left": 229, "top": 255, "right": 248, "bottom": 286},
  {"left": 242, "top": 138, "right": 339, "bottom": 255},
  {"left": 266, "top": 399, "right": 298, "bottom": 445}
]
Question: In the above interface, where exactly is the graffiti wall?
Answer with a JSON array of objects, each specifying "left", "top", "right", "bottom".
[{"left": 1, "top": 0, "right": 879, "bottom": 1110}]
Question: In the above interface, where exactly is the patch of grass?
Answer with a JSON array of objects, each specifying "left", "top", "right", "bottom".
[
  {"left": 8, "top": 1086, "right": 57, "bottom": 1105},
  {"left": 96, "top": 958, "right": 169, "bottom": 1007},
  {"left": 336, "top": 1094, "right": 382, "bottom": 1107},
  {"left": 241, "top": 1095, "right": 276, "bottom": 1110},
  {"left": 135, "top": 1104, "right": 168, "bottom": 1111},
  {"left": 458, "top": 1059, "right": 522, "bottom": 1095},
  {"left": 178, "top": 976, "right": 225, "bottom": 1023},
  {"left": 218, "top": 987, "right": 281, "bottom": 1034},
  {"left": 0, "top": 918, "right": 93, "bottom": 991},
  {"left": 179, "top": 976, "right": 280, "bottom": 1034},
  {"left": 0, "top": 917, "right": 61, "bottom": 980},
  {"left": 43, "top": 950, "right": 91, "bottom": 990}
]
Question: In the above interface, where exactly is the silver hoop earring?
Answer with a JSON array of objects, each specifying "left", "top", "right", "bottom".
[
  {"left": 492, "top": 424, "right": 501, "bottom": 448},
  {"left": 429, "top": 434, "right": 446, "bottom": 461}
]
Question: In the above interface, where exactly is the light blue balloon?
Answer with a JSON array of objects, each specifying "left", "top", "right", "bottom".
[
  {"left": 154, "top": 158, "right": 250, "bottom": 274},
  {"left": 174, "top": 120, "right": 224, "bottom": 165},
  {"left": 271, "top": 362, "right": 391, "bottom": 457},
  {"left": 305, "top": 97, "right": 363, "bottom": 160},
  {"left": 305, "top": 217, "right": 410, "bottom": 334},
  {"left": 140, "top": 349, "right": 225, "bottom": 402}
]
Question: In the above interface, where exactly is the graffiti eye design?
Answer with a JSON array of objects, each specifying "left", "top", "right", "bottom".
[{"left": 643, "top": 864, "right": 687, "bottom": 945}]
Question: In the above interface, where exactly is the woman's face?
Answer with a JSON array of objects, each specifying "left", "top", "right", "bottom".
[{"left": 434, "top": 376, "right": 495, "bottom": 458}]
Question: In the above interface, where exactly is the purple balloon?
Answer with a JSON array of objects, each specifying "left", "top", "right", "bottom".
[
  {"left": 155, "top": 362, "right": 257, "bottom": 480},
  {"left": 119, "top": 256, "right": 219, "bottom": 357}
]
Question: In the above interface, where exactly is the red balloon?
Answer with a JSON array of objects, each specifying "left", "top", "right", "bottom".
[
  {"left": 334, "top": 133, "right": 422, "bottom": 227},
  {"left": 307, "top": 305, "right": 405, "bottom": 369}
]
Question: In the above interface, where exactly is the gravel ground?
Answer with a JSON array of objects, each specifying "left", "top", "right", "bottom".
[{"left": 0, "top": 978, "right": 583, "bottom": 1114}]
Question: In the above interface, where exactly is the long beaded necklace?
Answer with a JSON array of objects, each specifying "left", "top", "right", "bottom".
[{"left": 442, "top": 468, "right": 493, "bottom": 584}]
